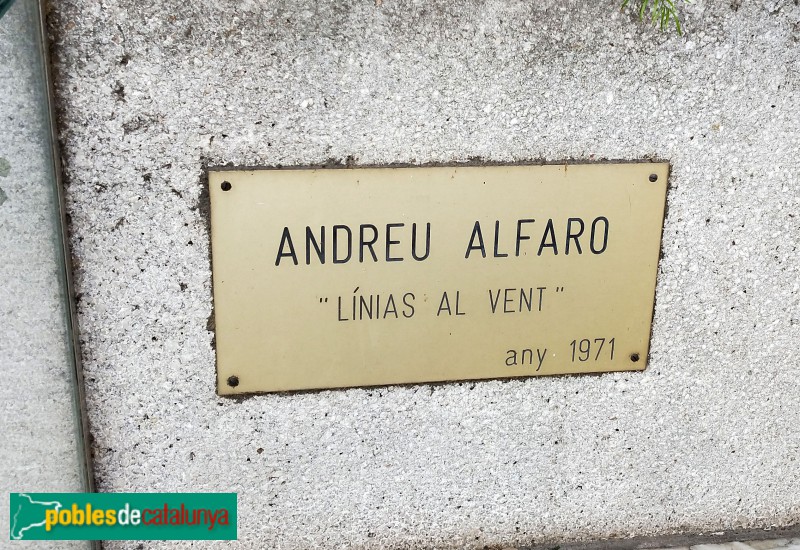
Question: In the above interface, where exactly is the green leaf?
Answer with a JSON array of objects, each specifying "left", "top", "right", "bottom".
[{"left": 621, "top": 0, "right": 689, "bottom": 35}]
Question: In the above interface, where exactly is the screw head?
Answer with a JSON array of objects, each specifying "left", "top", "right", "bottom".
[
  {"left": 630, "top": 353, "right": 640, "bottom": 363},
  {"left": 648, "top": 174, "right": 658, "bottom": 182},
  {"left": 221, "top": 181, "right": 232, "bottom": 191},
  {"left": 227, "top": 375, "right": 239, "bottom": 387}
]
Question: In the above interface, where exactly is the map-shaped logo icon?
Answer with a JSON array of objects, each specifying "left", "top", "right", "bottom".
[{"left": 9, "top": 493, "right": 63, "bottom": 540}]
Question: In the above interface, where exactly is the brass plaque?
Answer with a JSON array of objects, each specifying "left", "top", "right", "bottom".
[{"left": 209, "top": 163, "right": 668, "bottom": 395}]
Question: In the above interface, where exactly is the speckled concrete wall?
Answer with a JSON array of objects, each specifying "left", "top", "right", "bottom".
[
  {"left": 1, "top": 0, "right": 85, "bottom": 547},
  {"left": 46, "top": 0, "right": 799, "bottom": 548}
]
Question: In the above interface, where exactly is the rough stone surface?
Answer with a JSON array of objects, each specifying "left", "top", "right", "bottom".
[
  {"left": 652, "top": 542, "right": 800, "bottom": 550},
  {"left": 46, "top": 0, "right": 800, "bottom": 548},
  {"left": 0, "top": 0, "right": 85, "bottom": 547},
  {"left": 687, "top": 540, "right": 800, "bottom": 550}
]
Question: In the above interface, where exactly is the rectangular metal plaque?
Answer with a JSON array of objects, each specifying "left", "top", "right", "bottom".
[{"left": 209, "top": 163, "right": 668, "bottom": 394}]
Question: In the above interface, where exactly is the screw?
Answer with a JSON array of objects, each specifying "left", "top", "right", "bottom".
[
  {"left": 227, "top": 375, "right": 239, "bottom": 387},
  {"left": 221, "top": 181, "right": 232, "bottom": 191},
  {"left": 630, "top": 353, "right": 640, "bottom": 363},
  {"left": 648, "top": 174, "right": 658, "bottom": 182}
]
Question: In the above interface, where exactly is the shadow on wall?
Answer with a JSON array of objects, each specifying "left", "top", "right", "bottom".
[{"left": 0, "top": 0, "right": 17, "bottom": 20}]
